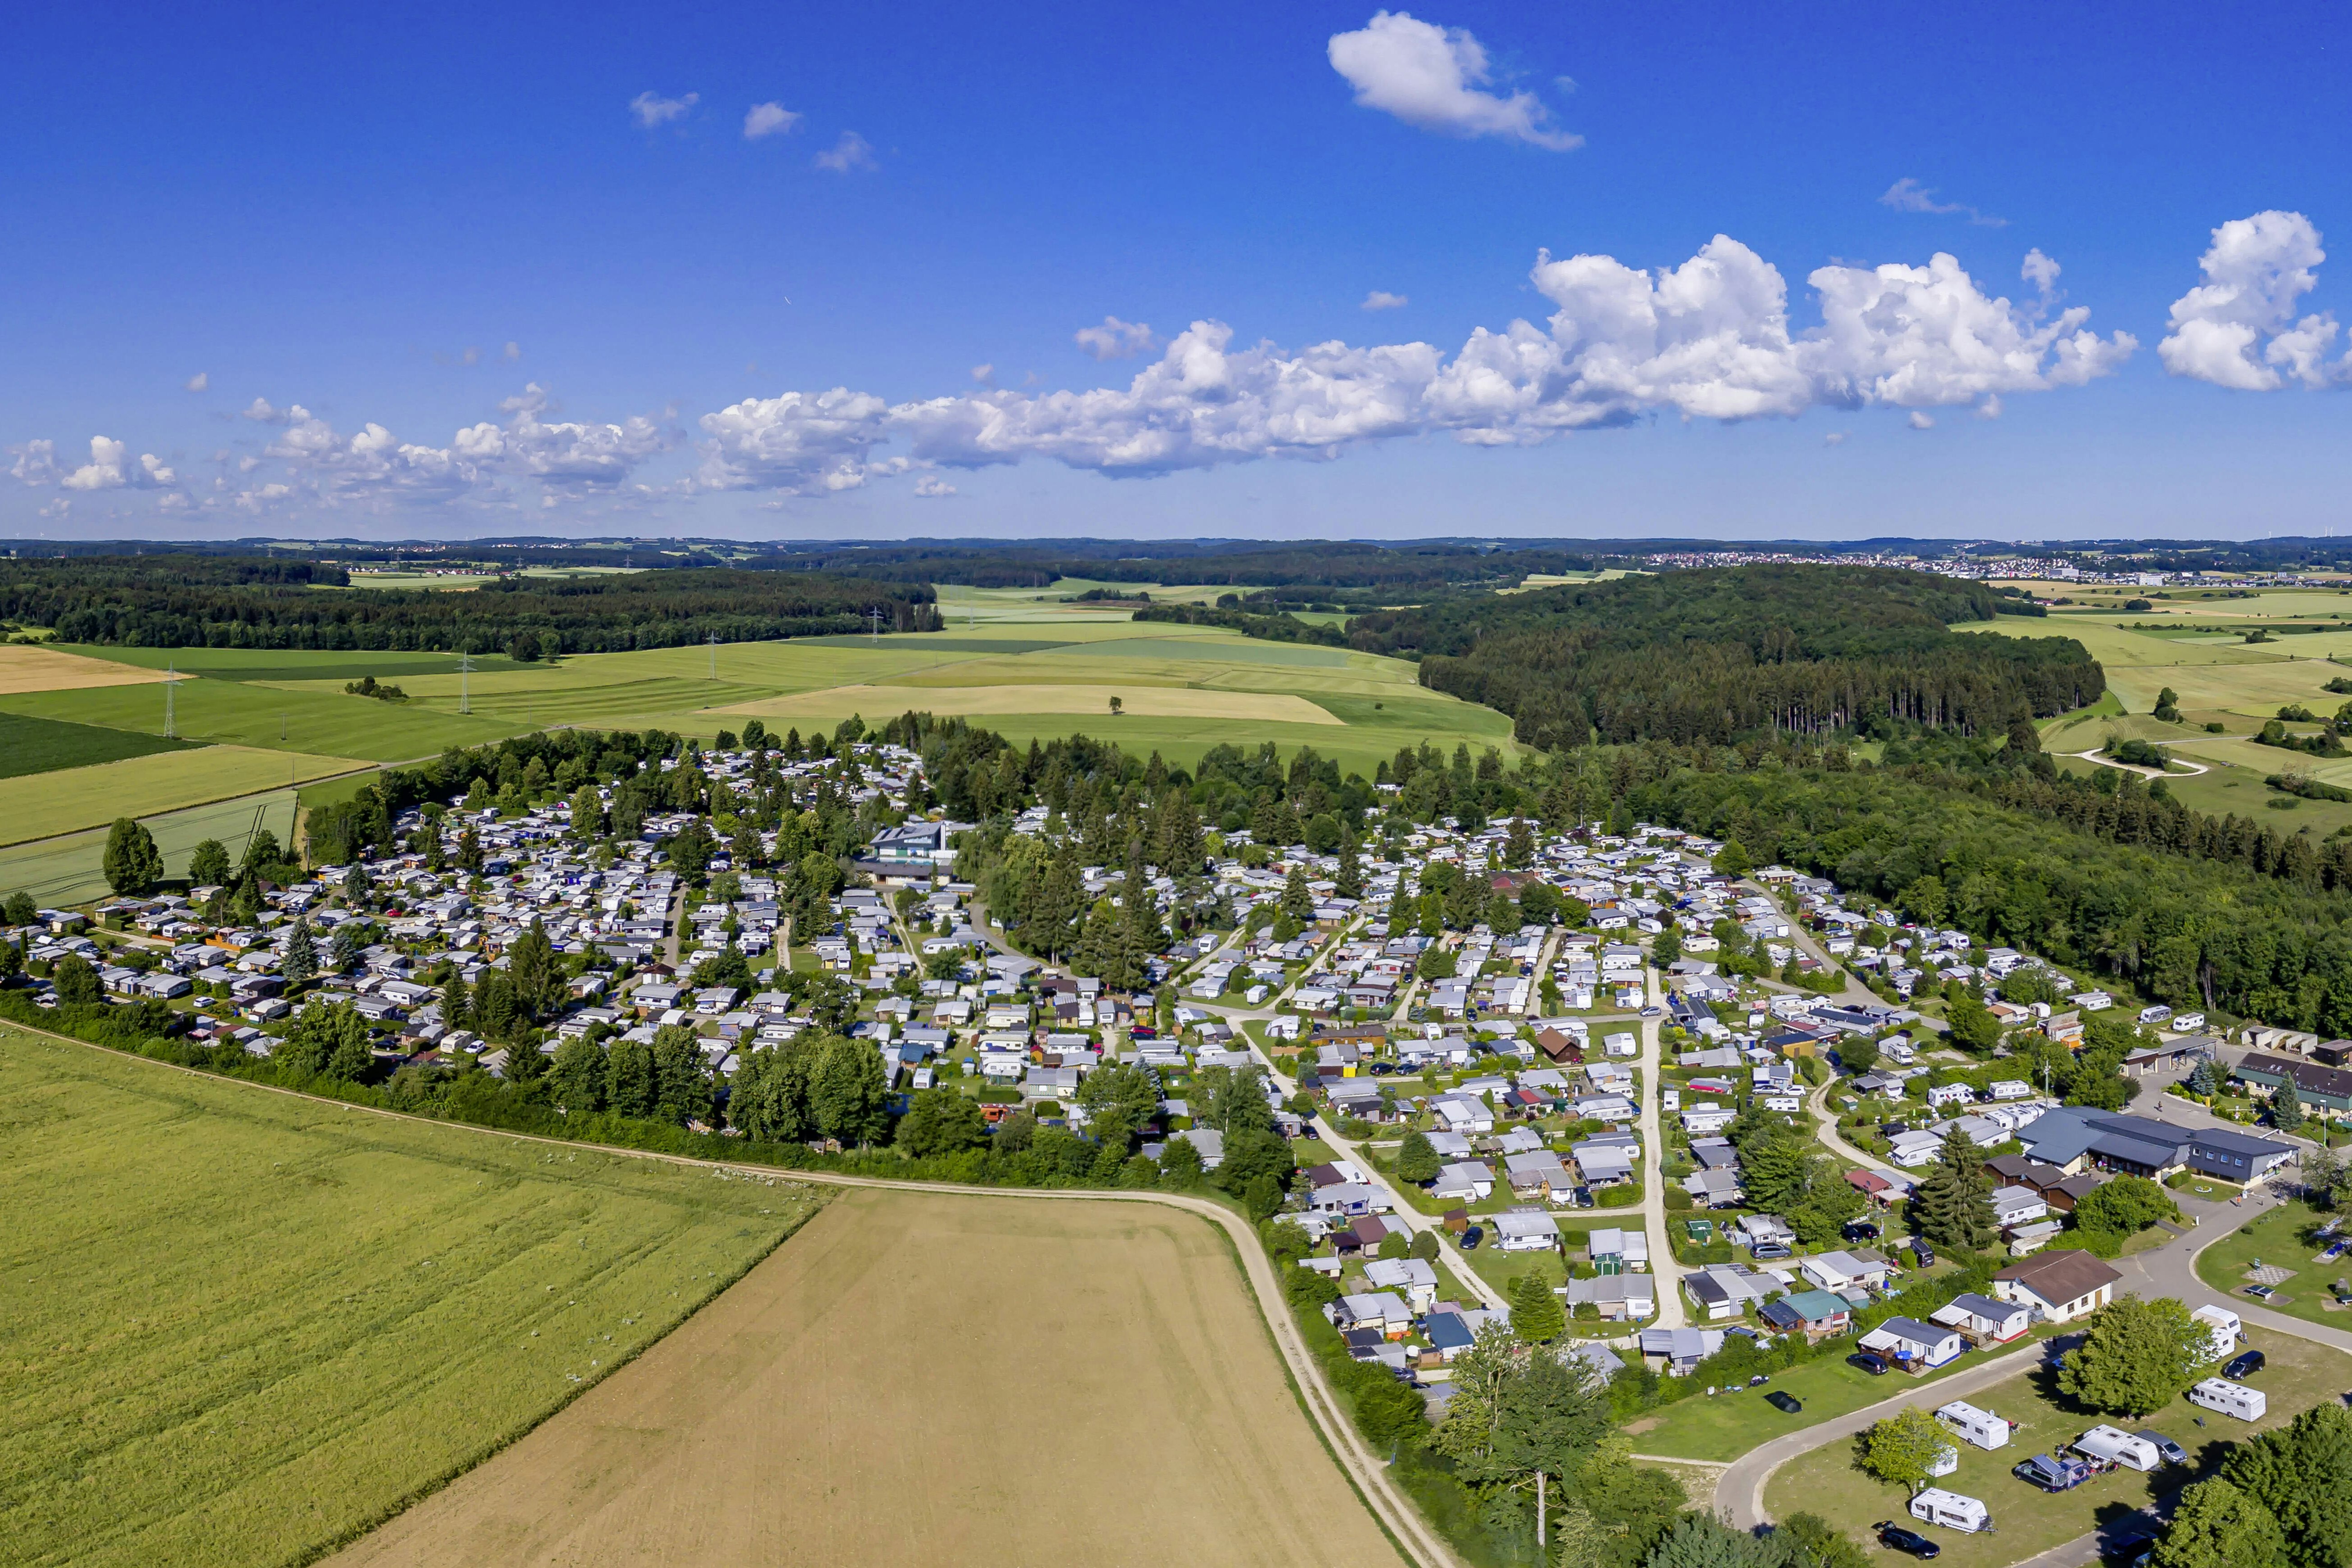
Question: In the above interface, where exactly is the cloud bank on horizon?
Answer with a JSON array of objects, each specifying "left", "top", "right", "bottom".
[{"left": 9, "top": 231, "right": 2157, "bottom": 516}]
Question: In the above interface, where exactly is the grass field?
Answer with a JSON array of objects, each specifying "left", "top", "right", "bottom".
[
  {"left": 0, "top": 709, "right": 201, "bottom": 779},
  {"left": 0, "top": 783, "right": 308, "bottom": 902},
  {"left": 0, "top": 1032, "right": 825, "bottom": 1568},
  {"left": 2191, "top": 1199, "right": 2352, "bottom": 1331},
  {"left": 1624, "top": 1329, "right": 2061, "bottom": 1462},
  {"left": 0, "top": 643, "right": 176, "bottom": 694},
  {"left": 1759, "top": 1326, "right": 2346, "bottom": 1568},
  {"left": 0, "top": 745, "right": 365, "bottom": 847},
  {"left": 329, "top": 1185, "right": 1403, "bottom": 1568}
]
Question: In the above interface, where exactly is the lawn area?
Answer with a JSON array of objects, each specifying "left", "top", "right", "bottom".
[
  {"left": 1626, "top": 1325, "right": 2064, "bottom": 1462},
  {"left": 1759, "top": 1326, "right": 2350, "bottom": 1568},
  {"left": 0, "top": 672, "right": 524, "bottom": 761},
  {"left": 0, "top": 745, "right": 365, "bottom": 847},
  {"left": 0, "top": 1031, "right": 826, "bottom": 1568},
  {"left": 2192, "top": 1198, "right": 2352, "bottom": 1330}
]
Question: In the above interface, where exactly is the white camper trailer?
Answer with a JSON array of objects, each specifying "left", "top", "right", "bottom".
[
  {"left": 2190, "top": 1305, "right": 2243, "bottom": 1363},
  {"left": 1926, "top": 1444, "right": 1960, "bottom": 1478},
  {"left": 2188, "top": 1378, "right": 2267, "bottom": 1422},
  {"left": 1909, "top": 1489, "right": 1994, "bottom": 1534},
  {"left": 1935, "top": 1400, "right": 2013, "bottom": 1451},
  {"left": 2072, "top": 1425, "right": 2163, "bottom": 1473}
]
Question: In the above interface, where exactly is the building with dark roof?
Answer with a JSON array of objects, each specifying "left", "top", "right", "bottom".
[
  {"left": 2014, "top": 1106, "right": 2296, "bottom": 1182},
  {"left": 2232, "top": 1052, "right": 2352, "bottom": 1116},
  {"left": 1993, "top": 1249, "right": 2122, "bottom": 1323}
]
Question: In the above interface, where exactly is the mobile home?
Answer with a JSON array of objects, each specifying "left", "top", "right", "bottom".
[
  {"left": 1934, "top": 1400, "right": 2013, "bottom": 1451},
  {"left": 1908, "top": 1489, "right": 1994, "bottom": 1533},
  {"left": 2188, "top": 1378, "right": 2267, "bottom": 1422}
]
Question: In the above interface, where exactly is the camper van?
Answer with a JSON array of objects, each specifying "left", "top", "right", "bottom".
[
  {"left": 2190, "top": 1305, "right": 2243, "bottom": 1363},
  {"left": 1934, "top": 1401, "right": 2013, "bottom": 1451},
  {"left": 1908, "top": 1489, "right": 1994, "bottom": 1534},
  {"left": 2188, "top": 1378, "right": 2267, "bottom": 1422},
  {"left": 2072, "top": 1426, "right": 2163, "bottom": 1473}
]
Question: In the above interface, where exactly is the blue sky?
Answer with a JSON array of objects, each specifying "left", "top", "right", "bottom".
[{"left": 3, "top": 1, "right": 2347, "bottom": 541}]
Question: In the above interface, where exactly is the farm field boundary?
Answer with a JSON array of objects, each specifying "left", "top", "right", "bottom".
[
  {"left": 17, "top": 1025, "right": 1460, "bottom": 1568},
  {"left": 329, "top": 1186, "right": 1406, "bottom": 1568},
  {"left": 0, "top": 745, "right": 367, "bottom": 847}
]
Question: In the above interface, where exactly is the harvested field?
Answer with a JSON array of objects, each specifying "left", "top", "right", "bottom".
[
  {"left": 0, "top": 1033, "right": 824, "bottom": 1568},
  {"left": 0, "top": 643, "right": 176, "bottom": 693},
  {"left": 333, "top": 1185, "right": 1404, "bottom": 1568},
  {"left": 721, "top": 680, "right": 1343, "bottom": 725}
]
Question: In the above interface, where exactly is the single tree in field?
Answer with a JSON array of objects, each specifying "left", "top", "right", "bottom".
[
  {"left": 1859, "top": 1406, "right": 1951, "bottom": 1495},
  {"left": 1108, "top": 694, "right": 1122, "bottom": 716},
  {"left": 102, "top": 817, "right": 165, "bottom": 897},
  {"left": 2059, "top": 1295, "right": 2210, "bottom": 1417},
  {"left": 2152, "top": 1478, "right": 2285, "bottom": 1568}
]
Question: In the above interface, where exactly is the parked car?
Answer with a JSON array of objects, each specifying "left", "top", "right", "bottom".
[
  {"left": 1766, "top": 1391, "right": 1804, "bottom": 1414},
  {"left": 2133, "top": 1432, "right": 2187, "bottom": 1466},
  {"left": 1752, "top": 1242, "right": 1793, "bottom": 1261},
  {"left": 2225, "top": 1350, "right": 2267, "bottom": 1380},
  {"left": 1842, "top": 1220, "right": 1882, "bottom": 1242},
  {"left": 1912, "top": 1239, "right": 1936, "bottom": 1266},
  {"left": 1874, "top": 1523, "right": 1941, "bottom": 1559},
  {"left": 1461, "top": 1226, "right": 1484, "bottom": 1251},
  {"left": 1848, "top": 1351, "right": 1890, "bottom": 1376}
]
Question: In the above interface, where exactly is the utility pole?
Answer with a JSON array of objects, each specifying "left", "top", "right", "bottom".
[
  {"left": 868, "top": 607, "right": 882, "bottom": 642},
  {"left": 459, "top": 650, "right": 471, "bottom": 715},
  {"left": 163, "top": 660, "right": 177, "bottom": 739}
]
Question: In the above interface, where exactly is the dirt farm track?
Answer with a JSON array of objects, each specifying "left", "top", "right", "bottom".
[{"left": 329, "top": 1185, "right": 1406, "bottom": 1568}]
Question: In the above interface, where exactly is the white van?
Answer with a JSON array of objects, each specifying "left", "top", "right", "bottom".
[
  {"left": 2073, "top": 1425, "right": 2163, "bottom": 1473},
  {"left": 1909, "top": 1489, "right": 1994, "bottom": 1533},
  {"left": 2191, "top": 1305, "right": 2242, "bottom": 1363},
  {"left": 2188, "top": 1378, "right": 2267, "bottom": 1422},
  {"left": 1935, "top": 1400, "right": 2013, "bottom": 1451}
]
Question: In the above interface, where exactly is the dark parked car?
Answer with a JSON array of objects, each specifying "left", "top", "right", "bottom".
[
  {"left": 1461, "top": 1226, "right": 1484, "bottom": 1251},
  {"left": 2134, "top": 1431, "right": 2187, "bottom": 1466},
  {"left": 1848, "top": 1351, "right": 1890, "bottom": 1376},
  {"left": 1765, "top": 1390, "right": 1803, "bottom": 1414},
  {"left": 1874, "top": 1523, "right": 1941, "bottom": 1559},
  {"left": 2225, "top": 1349, "right": 2266, "bottom": 1379},
  {"left": 1912, "top": 1239, "right": 1936, "bottom": 1266},
  {"left": 1842, "top": 1220, "right": 1882, "bottom": 1243}
]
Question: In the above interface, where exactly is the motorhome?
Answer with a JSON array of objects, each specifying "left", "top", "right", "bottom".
[
  {"left": 2187, "top": 1378, "right": 2267, "bottom": 1421},
  {"left": 2190, "top": 1305, "right": 2243, "bottom": 1363}
]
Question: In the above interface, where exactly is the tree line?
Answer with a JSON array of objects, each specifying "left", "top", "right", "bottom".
[{"left": 0, "top": 557, "right": 938, "bottom": 652}]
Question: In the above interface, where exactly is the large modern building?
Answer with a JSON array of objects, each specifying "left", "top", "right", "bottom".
[{"left": 2014, "top": 1107, "right": 2296, "bottom": 1183}]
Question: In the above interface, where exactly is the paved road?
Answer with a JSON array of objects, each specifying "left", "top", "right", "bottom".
[
  {"left": 39, "top": 1022, "right": 1464, "bottom": 1568},
  {"left": 1639, "top": 968, "right": 1688, "bottom": 1329}
]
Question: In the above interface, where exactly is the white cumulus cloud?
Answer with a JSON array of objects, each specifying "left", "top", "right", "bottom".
[
  {"left": 1362, "top": 290, "right": 1409, "bottom": 311},
  {"left": 814, "top": 131, "right": 877, "bottom": 173},
  {"left": 631, "top": 90, "right": 698, "bottom": 128},
  {"left": 2160, "top": 210, "right": 2346, "bottom": 390},
  {"left": 56, "top": 436, "right": 176, "bottom": 490},
  {"left": 184, "top": 372, "right": 208, "bottom": 392},
  {"left": 1074, "top": 316, "right": 1159, "bottom": 360},
  {"left": 1328, "top": 11, "right": 1580, "bottom": 150},
  {"left": 914, "top": 475, "right": 957, "bottom": 497},
  {"left": 744, "top": 102, "right": 802, "bottom": 140}
]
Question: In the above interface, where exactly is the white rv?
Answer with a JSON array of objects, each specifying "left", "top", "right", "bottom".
[
  {"left": 2072, "top": 1425, "right": 2163, "bottom": 1473},
  {"left": 2188, "top": 1378, "right": 2267, "bottom": 1422},
  {"left": 1934, "top": 1400, "right": 2013, "bottom": 1451},
  {"left": 2190, "top": 1305, "right": 2243, "bottom": 1363},
  {"left": 1909, "top": 1489, "right": 1994, "bottom": 1533}
]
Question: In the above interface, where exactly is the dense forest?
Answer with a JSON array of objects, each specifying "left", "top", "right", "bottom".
[
  {"left": 1335, "top": 565, "right": 2096, "bottom": 748},
  {"left": 0, "top": 557, "right": 938, "bottom": 651}
]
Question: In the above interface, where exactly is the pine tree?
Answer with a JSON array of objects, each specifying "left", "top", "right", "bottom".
[
  {"left": 1910, "top": 1124, "right": 1999, "bottom": 1252},
  {"left": 1334, "top": 832, "right": 1364, "bottom": 900},
  {"left": 282, "top": 917, "right": 316, "bottom": 987},
  {"left": 1281, "top": 864, "right": 1315, "bottom": 922},
  {"left": 1507, "top": 1272, "right": 1564, "bottom": 1344},
  {"left": 441, "top": 969, "right": 472, "bottom": 1031}
]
